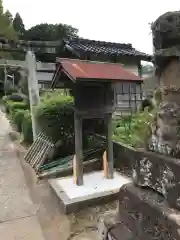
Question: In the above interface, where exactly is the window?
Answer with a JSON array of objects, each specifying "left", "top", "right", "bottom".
[{"left": 115, "top": 82, "right": 142, "bottom": 112}]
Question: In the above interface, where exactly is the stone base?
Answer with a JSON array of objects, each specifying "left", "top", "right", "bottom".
[
  {"left": 49, "top": 171, "right": 131, "bottom": 214},
  {"left": 133, "top": 149, "right": 180, "bottom": 210},
  {"left": 116, "top": 183, "right": 180, "bottom": 240}
]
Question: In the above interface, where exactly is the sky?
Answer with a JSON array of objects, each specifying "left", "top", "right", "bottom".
[{"left": 3, "top": 0, "right": 180, "bottom": 55}]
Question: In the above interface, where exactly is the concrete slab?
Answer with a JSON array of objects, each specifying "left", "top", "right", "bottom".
[
  {"left": 0, "top": 151, "right": 37, "bottom": 222},
  {"left": 0, "top": 110, "right": 43, "bottom": 239},
  {"left": 49, "top": 170, "right": 131, "bottom": 213},
  {"left": 0, "top": 216, "right": 44, "bottom": 240}
]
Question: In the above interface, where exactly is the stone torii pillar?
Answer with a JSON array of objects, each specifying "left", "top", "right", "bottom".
[{"left": 26, "top": 51, "right": 40, "bottom": 141}]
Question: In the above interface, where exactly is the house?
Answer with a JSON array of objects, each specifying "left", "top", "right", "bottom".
[
  {"left": 36, "top": 62, "right": 55, "bottom": 89},
  {"left": 36, "top": 37, "right": 152, "bottom": 114}
]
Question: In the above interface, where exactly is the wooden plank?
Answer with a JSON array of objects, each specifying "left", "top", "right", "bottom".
[{"left": 73, "top": 113, "right": 84, "bottom": 186}]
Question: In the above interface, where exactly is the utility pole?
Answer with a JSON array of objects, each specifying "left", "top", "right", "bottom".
[{"left": 26, "top": 51, "right": 40, "bottom": 141}]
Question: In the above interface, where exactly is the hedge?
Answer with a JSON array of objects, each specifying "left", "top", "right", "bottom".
[
  {"left": 6, "top": 101, "right": 28, "bottom": 117},
  {"left": 13, "top": 110, "right": 25, "bottom": 132},
  {"left": 35, "top": 94, "right": 74, "bottom": 155},
  {"left": 3, "top": 90, "right": 105, "bottom": 148},
  {"left": 21, "top": 110, "right": 33, "bottom": 144},
  {"left": 2, "top": 96, "right": 33, "bottom": 143}
]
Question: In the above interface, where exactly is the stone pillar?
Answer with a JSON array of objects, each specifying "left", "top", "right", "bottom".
[
  {"left": 26, "top": 51, "right": 40, "bottom": 141},
  {"left": 149, "top": 11, "right": 180, "bottom": 157}
]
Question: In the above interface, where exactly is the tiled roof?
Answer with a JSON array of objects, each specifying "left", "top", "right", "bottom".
[
  {"left": 56, "top": 58, "right": 142, "bottom": 82},
  {"left": 64, "top": 37, "right": 151, "bottom": 61}
]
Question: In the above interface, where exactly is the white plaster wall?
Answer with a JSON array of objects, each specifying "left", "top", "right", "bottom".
[
  {"left": 36, "top": 72, "right": 54, "bottom": 82},
  {"left": 36, "top": 62, "right": 55, "bottom": 71}
]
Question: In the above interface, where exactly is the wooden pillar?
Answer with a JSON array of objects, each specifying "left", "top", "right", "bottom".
[
  {"left": 73, "top": 112, "right": 84, "bottom": 186},
  {"left": 103, "top": 113, "right": 114, "bottom": 179}
]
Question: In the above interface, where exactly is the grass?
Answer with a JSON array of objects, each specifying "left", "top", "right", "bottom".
[{"left": 113, "top": 108, "right": 156, "bottom": 148}]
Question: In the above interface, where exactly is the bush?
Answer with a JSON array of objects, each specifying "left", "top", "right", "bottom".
[
  {"left": 113, "top": 109, "right": 155, "bottom": 148},
  {"left": 13, "top": 110, "right": 25, "bottom": 132},
  {"left": 8, "top": 101, "right": 28, "bottom": 118},
  {"left": 22, "top": 110, "right": 33, "bottom": 144},
  {"left": 8, "top": 101, "right": 28, "bottom": 111},
  {"left": 36, "top": 94, "right": 75, "bottom": 157},
  {"left": 35, "top": 94, "right": 74, "bottom": 146}
]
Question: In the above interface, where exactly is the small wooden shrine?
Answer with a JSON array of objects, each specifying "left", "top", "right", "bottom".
[{"left": 51, "top": 58, "right": 142, "bottom": 186}]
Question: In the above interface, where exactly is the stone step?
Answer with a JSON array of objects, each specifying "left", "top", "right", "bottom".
[{"left": 117, "top": 183, "right": 180, "bottom": 240}]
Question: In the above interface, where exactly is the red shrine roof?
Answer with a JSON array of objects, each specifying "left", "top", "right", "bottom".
[{"left": 53, "top": 58, "right": 142, "bottom": 85}]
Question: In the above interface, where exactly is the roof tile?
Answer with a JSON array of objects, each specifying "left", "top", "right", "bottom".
[{"left": 64, "top": 37, "right": 151, "bottom": 61}]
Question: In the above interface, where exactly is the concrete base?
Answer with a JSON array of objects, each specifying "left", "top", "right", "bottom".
[{"left": 49, "top": 170, "right": 131, "bottom": 214}]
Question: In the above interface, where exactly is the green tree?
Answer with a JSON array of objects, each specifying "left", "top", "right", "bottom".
[
  {"left": 24, "top": 23, "right": 78, "bottom": 41},
  {"left": 0, "top": 1, "right": 17, "bottom": 66},
  {"left": 0, "top": 0, "right": 3, "bottom": 15},
  {"left": 0, "top": 1, "right": 17, "bottom": 41},
  {"left": 13, "top": 13, "right": 25, "bottom": 38}
]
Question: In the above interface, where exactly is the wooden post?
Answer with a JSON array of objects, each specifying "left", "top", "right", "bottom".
[
  {"left": 26, "top": 51, "right": 40, "bottom": 141},
  {"left": 73, "top": 112, "right": 83, "bottom": 186},
  {"left": 103, "top": 114, "right": 114, "bottom": 179}
]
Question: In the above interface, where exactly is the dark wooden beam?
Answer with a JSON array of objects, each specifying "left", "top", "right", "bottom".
[{"left": 73, "top": 112, "right": 84, "bottom": 186}]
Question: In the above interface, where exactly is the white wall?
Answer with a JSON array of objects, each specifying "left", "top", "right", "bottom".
[
  {"left": 36, "top": 72, "right": 54, "bottom": 82},
  {"left": 36, "top": 62, "right": 55, "bottom": 71}
]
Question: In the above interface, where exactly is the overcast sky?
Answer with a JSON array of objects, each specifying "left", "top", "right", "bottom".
[{"left": 3, "top": 0, "right": 180, "bottom": 54}]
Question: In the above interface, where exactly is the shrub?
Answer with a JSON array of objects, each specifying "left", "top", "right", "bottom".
[
  {"left": 22, "top": 110, "right": 33, "bottom": 144},
  {"left": 8, "top": 101, "right": 28, "bottom": 118},
  {"left": 35, "top": 94, "right": 74, "bottom": 145},
  {"left": 13, "top": 110, "right": 25, "bottom": 132},
  {"left": 40, "top": 89, "right": 65, "bottom": 101},
  {"left": 36, "top": 94, "right": 76, "bottom": 157},
  {"left": 113, "top": 109, "right": 155, "bottom": 148}
]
